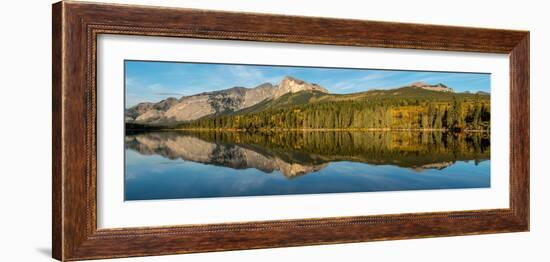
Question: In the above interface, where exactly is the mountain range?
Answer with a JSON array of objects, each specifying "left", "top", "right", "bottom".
[
  {"left": 126, "top": 76, "right": 490, "bottom": 131},
  {"left": 125, "top": 76, "right": 328, "bottom": 124}
]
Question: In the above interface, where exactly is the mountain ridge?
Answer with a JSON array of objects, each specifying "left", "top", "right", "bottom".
[
  {"left": 125, "top": 76, "right": 328, "bottom": 124},
  {"left": 126, "top": 76, "right": 488, "bottom": 127}
]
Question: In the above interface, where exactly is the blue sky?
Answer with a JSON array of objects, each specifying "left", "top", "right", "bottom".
[{"left": 125, "top": 60, "right": 490, "bottom": 107}]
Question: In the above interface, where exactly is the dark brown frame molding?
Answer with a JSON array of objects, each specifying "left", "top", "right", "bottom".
[{"left": 52, "top": 1, "right": 530, "bottom": 261}]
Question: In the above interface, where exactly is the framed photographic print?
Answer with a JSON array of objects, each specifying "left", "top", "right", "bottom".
[{"left": 52, "top": 1, "right": 529, "bottom": 261}]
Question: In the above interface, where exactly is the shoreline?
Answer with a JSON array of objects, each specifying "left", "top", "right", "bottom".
[{"left": 126, "top": 126, "right": 490, "bottom": 133}]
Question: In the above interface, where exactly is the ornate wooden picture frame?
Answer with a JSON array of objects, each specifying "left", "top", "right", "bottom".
[{"left": 52, "top": 1, "right": 529, "bottom": 261}]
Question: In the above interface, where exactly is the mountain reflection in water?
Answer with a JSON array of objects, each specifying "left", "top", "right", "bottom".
[{"left": 124, "top": 130, "right": 490, "bottom": 200}]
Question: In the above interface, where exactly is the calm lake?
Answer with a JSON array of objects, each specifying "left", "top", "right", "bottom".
[{"left": 124, "top": 131, "right": 490, "bottom": 201}]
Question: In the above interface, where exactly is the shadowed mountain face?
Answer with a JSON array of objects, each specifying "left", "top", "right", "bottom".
[
  {"left": 125, "top": 130, "right": 490, "bottom": 178},
  {"left": 125, "top": 76, "right": 328, "bottom": 125}
]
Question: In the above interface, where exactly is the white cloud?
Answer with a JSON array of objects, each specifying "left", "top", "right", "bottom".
[
  {"left": 228, "top": 65, "right": 264, "bottom": 80},
  {"left": 147, "top": 83, "right": 164, "bottom": 91},
  {"left": 329, "top": 71, "right": 403, "bottom": 91},
  {"left": 226, "top": 65, "right": 285, "bottom": 86}
]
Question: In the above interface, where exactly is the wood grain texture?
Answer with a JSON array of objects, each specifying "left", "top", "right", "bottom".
[
  {"left": 52, "top": 1, "right": 530, "bottom": 261},
  {"left": 52, "top": 2, "right": 63, "bottom": 260},
  {"left": 509, "top": 35, "right": 530, "bottom": 226}
]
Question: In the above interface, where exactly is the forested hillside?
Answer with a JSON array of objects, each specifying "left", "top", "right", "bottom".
[{"left": 174, "top": 86, "right": 490, "bottom": 132}]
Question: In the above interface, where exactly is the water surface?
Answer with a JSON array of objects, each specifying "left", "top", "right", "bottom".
[{"left": 125, "top": 131, "right": 490, "bottom": 200}]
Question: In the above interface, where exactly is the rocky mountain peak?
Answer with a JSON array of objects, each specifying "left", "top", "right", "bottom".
[
  {"left": 410, "top": 82, "right": 454, "bottom": 93},
  {"left": 411, "top": 81, "right": 429, "bottom": 87},
  {"left": 278, "top": 76, "right": 329, "bottom": 94}
]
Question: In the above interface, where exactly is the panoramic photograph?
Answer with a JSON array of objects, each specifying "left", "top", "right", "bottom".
[{"left": 124, "top": 60, "right": 491, "bottom": 201}]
